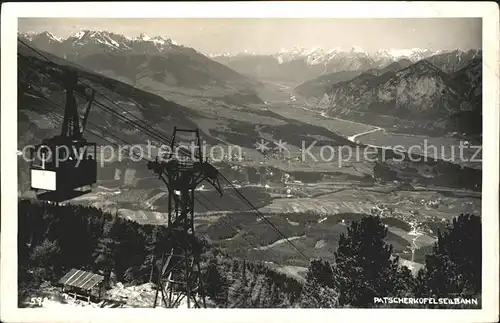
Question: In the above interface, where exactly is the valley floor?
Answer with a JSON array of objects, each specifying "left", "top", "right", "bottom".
[
  {"left": 261, "top": 81, "right": 481, "bottom": 170},
  {"left": 32, "top": 175, "right": 478, "bottom": 273}
]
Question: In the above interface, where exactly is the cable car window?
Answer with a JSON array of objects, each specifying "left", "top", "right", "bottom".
[
  {"left": 56, "top": 145, "right": 69, "bottom": 161},
  {"left": 86, "top": 144, "right": 96, "bottom": 160},
  {"left": 31, "top": 146, "right": 54, "bottom": 169}
]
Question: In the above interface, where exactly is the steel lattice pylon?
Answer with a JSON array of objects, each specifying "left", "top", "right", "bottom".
[{"left": 147, "top": 127, "right": 222, "bottom": 308}]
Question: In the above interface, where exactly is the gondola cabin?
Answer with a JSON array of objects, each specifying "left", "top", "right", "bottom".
[
  {"left": 27, "top": 69, "right": 97, "bottom": 202},
  {"left": 30, "top": 137, "right": 97, "bottom": 196}
]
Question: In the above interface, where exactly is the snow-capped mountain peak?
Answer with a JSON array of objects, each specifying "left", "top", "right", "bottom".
[
  {"left": 210, "top": 46, "right": 476, "bottom": 73},
  {"left": 38, "top": 31, "right": 63, "bottom": 43},
  {"left": 216, "top": 46, "right": 441, "bottom": 62},
  {"left": 150, "top": 36, "right": 174, "bottom": 46},
  {"left": 17, "top": 29, "right": 187, "bottom": 58},
  {"left": 65, "top": 30, "right": 121, "bottom": 49},
  {"left": 71, "top": 30, "right": 87, "bottom": 40},
  {"left": 138, "top": 33, "right": 150, "bottom": 41},
  {"left": 18, "top": 31, "right": 36, "bottom": 41},
  {"left": 374, "top": 48, "right": 441, "bottom": 62}
]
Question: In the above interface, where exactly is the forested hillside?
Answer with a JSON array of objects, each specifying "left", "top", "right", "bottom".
[
  {"left": 18, "top": 200, "right": 481, "bottom": 308},
  {"left": 18, "top": 200, "right": 302, "bottom": 307}
]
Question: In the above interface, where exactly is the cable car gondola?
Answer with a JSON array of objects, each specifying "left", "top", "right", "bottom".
[{"left": 29, "top": 70, "right": 97, "bottom": 202}]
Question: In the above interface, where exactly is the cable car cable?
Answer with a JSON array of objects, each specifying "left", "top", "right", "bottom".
[
  {"left": 18, "top": 42, "right": 312, "bottom": 263},
  {"left": 28, "top": 91, "right": 309, "bottom": 278}
]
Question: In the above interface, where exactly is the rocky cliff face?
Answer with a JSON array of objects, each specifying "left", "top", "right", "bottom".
[{"left": 323, "top": 59, "right": 481, "bottom": 136}]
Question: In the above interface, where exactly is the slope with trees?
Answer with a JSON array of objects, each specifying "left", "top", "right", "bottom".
[
  {"left": 300, "top": 213, "right": 481, "bottom": 308},
  {"left": 18, "top": 198, "right": 481, "bottom": 308}
]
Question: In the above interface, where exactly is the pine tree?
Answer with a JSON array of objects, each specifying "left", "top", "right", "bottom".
[
  {"left": 333, "top": 216, "right": 400, "bottom": 307},
  {"left": 419, "top": 214, "right": 481, "bottom": 299},
  {"left": 143, "top": 227, "right": 157, "bottom": 282},
  {"left": 227, "top": 260, "right": 243, "bottom": 308},
  {"left": 300, "top": 258, "right": 338, "bottom": 307},
  {"left": 380, "top": 266, "right": 418, "bottom": 308},
  {"left": 414, "top": 268, "right": 428, "bottom": 297},
  {"left": 237, "top": 260, "right": 251, "bottom": 308},
  {"left": 278, "top": 292, "right": 292, "bottom": 308},
  {"left": 29, "top": 238, "right": 60, "bottom": 283},
  {"left": 93, "top": 218, "right": 121, "bottom": 284},
  {"left": 392, "top": 266, "right": 416, "bottom": 298},
  {"left": 204, "top": 255, "right": 228, "bottom": 307},
  {"left": 250, "top": 274, "right": 267, "bottom": 307},
  {"left": 305, "top": 258, "right": 335, "bottom": 288},
  {"left": 299, "top": 281, "right": 339, "bottom": 308},
  {"left": 256, "top": 279, "right": 272, "bottom": 308},
  {"left": 269, "top": 282, "right": 280, "bottom": 307}
]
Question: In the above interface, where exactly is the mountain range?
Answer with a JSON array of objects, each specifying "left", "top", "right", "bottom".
[
  {"left": 17, "top": 30, "right": 482, "bottom": 138},
  {"left": 17, "top": 30, "right": 261, "bottom": 97},
  {"left": 18, "top": 30, "right": 182, "bottom": 57},
  {"left": 314, "top": 58, "right": 482, "bottom": 136},
  {"left": 294, "top": 59, "right": 414, "bottom": 98},
  {"left": 211, "top": 47, "right": 481, "bottom": 83},
  {"left": 18, "top": 30, "right": 481, "bottom": 90}
]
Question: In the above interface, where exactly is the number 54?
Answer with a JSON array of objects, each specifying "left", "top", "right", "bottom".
[{"left": 29, "top": 297, "right": 43, "bottom": 306}]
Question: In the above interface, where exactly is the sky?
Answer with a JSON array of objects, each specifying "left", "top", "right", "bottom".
[{"left": 18, "top": 18, "right": 482, "bottom": 54}]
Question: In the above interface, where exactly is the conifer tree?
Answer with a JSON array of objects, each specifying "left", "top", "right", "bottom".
[
  {"left": 94, "top": 218, "right": 121, "bottom": 284},
  {"left": 29, "top": 238, "right": 60, "bottom": 283},
  {"left": 204, "top": 254, "right": 228, "bottom": 306},
  {"left": 300, "top": 258, "right": 338, "bottom": 307},
  {"left": 333, "top": 216, "right": 401, "bottom": 307},
  {"left": 237, "top": 260, "right": 252, "bottom": 308},
  {"left": 305, "top": 258, "right": 335, "bottom": 288},
  {"left": 227, "top": 260, "right": 243, "bottom": 308},
  {"left": 419, "top": 214, "right": 481, "bottom": 299},
  {"left": 299, "top": 281, "right": 339, "bottom": 308}
]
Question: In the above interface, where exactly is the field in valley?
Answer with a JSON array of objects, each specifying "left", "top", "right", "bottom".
[
  {"left": 360, "top": 131, "right": 482, "bottom": 169},
  {"left": 46, "top": 165, "right": 479, "bottom": 271},
  {"left": 271, "top": 103, "right": 378, "bottom": 138}
]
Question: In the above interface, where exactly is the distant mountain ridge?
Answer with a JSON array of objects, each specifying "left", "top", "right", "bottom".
[
  {"left": 211, "top": 47, "right": 481, "bottom": 83},
  {"left": 18, "top": 30, "right": 183, "bottom": 57},
  {"left": 19, "top": 30, "right": 481, "bottom": 87},
  {"left": 18, "top": 30, "right": 262, "bottom": 96},
  {"left": 209, "top": 47, "right": 438, "bottom": 66},
  {"left": 319, "top": 58, "right": 482, "bottom": 136},
  {"left": 326, "top": 60, "right": 467, "bottom": 117},
  {"left": 295, "top": 58, "right": 414, "bottom": 98}
]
